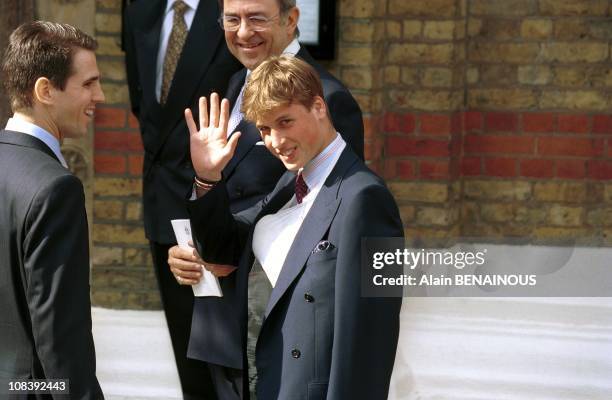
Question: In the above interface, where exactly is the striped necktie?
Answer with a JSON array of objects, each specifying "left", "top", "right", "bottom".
[{"left": 160, "top": 0, "right": 188, "bottom": 105}]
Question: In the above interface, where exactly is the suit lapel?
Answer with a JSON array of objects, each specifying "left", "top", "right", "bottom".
[
  {"left": 263, "top": 149, "right": 359, "bottom": 318},
  {"left": 0, "top": 130, "right": 62, "bottom": 164},
  {"left": 224, "top": 69, "right": 247, "bottom": 106},
  {"left": 221, "top": 70, "right": 260, "bottom": 180},
  {"left": 222, "top": 120, "right": 261, "bottom": 180}
]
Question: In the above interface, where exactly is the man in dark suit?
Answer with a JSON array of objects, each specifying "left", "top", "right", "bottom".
[
  {"left": 167, "top": 1, "right": 364, "bottom": 397},
  {"left": 179, "top": 55, "right": 402, "bottom": 399},
  {"left": 123, "top": 1, "right": 242, "bottom": 397},
  {"left": 0, "top": 21, "right": 104, "bottom": 398}
]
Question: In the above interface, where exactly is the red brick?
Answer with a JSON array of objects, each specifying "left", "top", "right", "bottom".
[
  {"left": 522, "top": 113, "right": 554, "bottom": 133},
  {"left": 383, "top": 158, "right": 397, "bottom": 179},
  {"left": 128, "top": 154, "right": 144, "bottom": 176},
  {"left": 420, "top": 114, "right": 451, "bottom": 135},
  {"left": 386, "top": 137, "right": 450, "bottom": 157},
  {"left": 403, "top": 114, "right": 416, "bottom": 134},
  {"left": 384, "top": 112, "right": 402, "bottom": 132},
  {"left": 94, "top": 154, "right": 126, "bottom": 174},
  {"left": 484, "top": 158, "right": 516, "bottom": 177},
  {"left": 419, "top": 160, "right": 449, "bottom": 180},
  {"left": 128, "top": 112, "right": 140, "bottom": 129},
  {"left": 520, "top": 159, "right": 554, "bottom": 178},
  {"left": 365, "top": 141, "right": 376, "bottom": 161},
  {"left": 588, "top": 160, "right": 612, "bottom": 180},
  {"left": 363, "top": 141, "right": 374, "bottom": 161},
  {"left": 464, "top": 135, "right": 534, "bottom": 154},
  {"left": 558, "top": 114, "right": 589, "bottom": 134},
  {"left": 485, "top": 112, "right": 518, "bottom": 132},
  {"left": 451, "top": 113, "right": 462, "bottom": 134},
  {"left": 397, "top": 160, "right": 416, "bottom": 179},
  {"left": 450, "top": 134, "right": 462, "bottom": 156},
  {"left": 464, "top": 111, "right": 483, "bottom": 131},
  {"left": 592, "top": 115, "right": 612, "bottom": 134},
  {"left": 363, "top": 116, "right": 374, "bottom": 140},
  {"left": 449, "top": 157, "right": 461, "bottom": 180},
  {"left": 461, "top": 157, "right": 481, "bottom": 176},
  {"left": 95, "top": 107, "right": 127, "bottom": 128},
  {"left": 556, "top": 159, "right": 586, "bottom": 179},
  {"left": 538, "top": 137, "right": 604, "bottom": 157},
  {"left": 95, "top": 131, "right": 143, "bottom": 152}
]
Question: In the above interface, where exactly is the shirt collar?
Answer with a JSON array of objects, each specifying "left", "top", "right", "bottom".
[
  {"left": 282, "top": 38, "right": 301, "bottom": 56},
  {"left": 5, "top": 116, "right": 68, "bottom": 168},
  {"left": 165, "top": 0, "right": 199, "bottom": 14},
  {"left": 300, "top": 133, "right": 344, "bottom": 190}
]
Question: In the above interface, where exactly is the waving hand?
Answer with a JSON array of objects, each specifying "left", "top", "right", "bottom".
[{"left": 185, "top": 93, "right": 241, "bottom": 181}]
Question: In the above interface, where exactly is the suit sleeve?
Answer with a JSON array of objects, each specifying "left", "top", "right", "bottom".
[
  {"left": 327, "top": 184, "right": 403, "bottom": 400},
  {"left": 187, "top": 181, "right": 262, "bottom": 266},
  {"left": 326, "top": 89, "right": 364, "bottom": 160},
  {"left": 122, "top": 8, "right": 141, "bottom": 118},
  {"left": 23, "top": 174, "right": 102, "bottom": 399}
]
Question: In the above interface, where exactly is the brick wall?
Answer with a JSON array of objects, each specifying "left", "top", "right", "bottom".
[
  {"left": 92, "top": 0, "right": 160, "bottom": 309},
  {"left": 461, "top": 0, "right": 612, "bottom": 244},
  {"left": 331, "top": 0, "right": 612, "bottom": 246},
  {"left": 90, "top": 0, "right": 612, "bottom": 309}
]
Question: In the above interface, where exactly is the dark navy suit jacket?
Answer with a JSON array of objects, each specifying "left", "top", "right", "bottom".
[
  {"left": 123, "top": 0, "right": 242, "bottom": 243},
  {"left": 188, "top": 146, "right": 402, "bottom": 400}
]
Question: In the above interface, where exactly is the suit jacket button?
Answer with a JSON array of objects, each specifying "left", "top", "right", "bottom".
[
  {"left": 235, "top": 187, "right": 243, "bottom": 196},
  {"left": 291, "top": 349, "right": 301, "bottom": 359},
  {"left": 304, "top": 293, "right": 314, "bottom": 302}
]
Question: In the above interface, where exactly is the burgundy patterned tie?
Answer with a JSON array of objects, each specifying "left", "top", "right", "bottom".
[{"left": 295, "top": 172, "right": 309, "bottom": 204}]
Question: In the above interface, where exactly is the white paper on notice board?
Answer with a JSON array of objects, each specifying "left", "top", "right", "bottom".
[{"left": 296, "top": 0, "right": 320, "bottom": 45}]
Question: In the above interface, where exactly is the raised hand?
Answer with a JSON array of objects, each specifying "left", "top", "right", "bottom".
[{"left": 185, "top": 93, "right": 241, "bottom": 181}]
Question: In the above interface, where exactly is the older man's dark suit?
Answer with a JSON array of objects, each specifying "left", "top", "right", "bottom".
[
  {"left": 0, "top": 130, "right": 102, "bottom": 399},
  {"left": 189, "top": 146, "right": 403, "bottom": 399},
  {"left": 123, "top": 0, "right": 241, "bottom": 397},
  {"left": 186, "top": 47, "right": 365, "bottom": 374}
]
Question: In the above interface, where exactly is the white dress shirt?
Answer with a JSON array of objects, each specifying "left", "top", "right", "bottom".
[
  {"left": 227, "top": 38, "right": 302, "bottom": 135},
  {"left": 155, "top": 0, "right": 200, "bottom": 102},
  {"left": 252, "top": 133, "right": 346, "bottom": 287},
  {"left": 5, "top": 117, "right": 68, "bottom": 168}
]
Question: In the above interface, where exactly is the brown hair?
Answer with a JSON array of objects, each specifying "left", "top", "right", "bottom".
[
  {"left": 242, "top": 55, "right": 323, "bottom": 123},
  {"left": 1, "top": 20, "right": 97, "bottom": 111}
]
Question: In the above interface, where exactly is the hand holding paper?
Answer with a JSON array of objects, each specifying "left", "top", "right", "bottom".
[{"left": 170, "top": 219, "right": 223, "bottom": 297}]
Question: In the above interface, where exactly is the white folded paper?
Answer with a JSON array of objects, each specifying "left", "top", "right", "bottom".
[{"left": 170, "top": 219, "right": 223, "bottom": 297}]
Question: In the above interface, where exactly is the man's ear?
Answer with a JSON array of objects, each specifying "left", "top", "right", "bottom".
[
  {"left": 33, "top": 77, "right": 55, "bottom": 106},
  {"left": 286, "top": 7, "right": 299, "bottom": 36},
  {"left": 312, "top": 96, "right": 327, "bottom": 119}
]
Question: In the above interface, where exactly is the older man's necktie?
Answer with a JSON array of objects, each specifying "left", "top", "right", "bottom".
[
  {"left": 295, "top": 172, "right": 309, "bottom": 204},
  {"left": 160, "top": 0, "right": 188, "bottom": 105}
]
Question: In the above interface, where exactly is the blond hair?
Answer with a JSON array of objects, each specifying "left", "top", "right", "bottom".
[{"left": 242, "top": 55, "right": 323, "bottom": 123}]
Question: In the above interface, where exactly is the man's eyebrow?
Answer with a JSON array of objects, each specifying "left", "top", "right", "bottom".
[
  {"left": 224, "top": 10, "right": 266, "bottom": 17},
  {"left": 83, "top": 75, "right": 100, "bottom": 84},
  {"left": 274, "top": 114, "right": 291, "bottom": 122}
]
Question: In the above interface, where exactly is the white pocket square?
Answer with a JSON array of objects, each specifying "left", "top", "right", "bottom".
[{"left": 255, "top": 141, "right": 265, "bottom": 145}]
